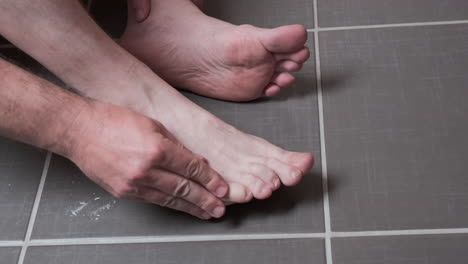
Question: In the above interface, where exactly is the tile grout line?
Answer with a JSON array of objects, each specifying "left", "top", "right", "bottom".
[
  {"left": 27, "top": 233, "right": 326, "bottom": 247},
  {"left": 306, "top": 19, "right": 468, "bottom": 32},
  {"left": 313, "top": 1, "right": 333, "bottom": 264},
  {"left": 4, "top": 227, "right": 468, "bottom": 247},
  {"left": 0, "top": 241, "right": 23, "bottom": 247},
  {"left": 17, "top": 152, "right": 52, "bottom": 264},
  {"left": 0, "top": 8, "right": 466, "bottom": 252},
  {"left": 331, "top": 228, "right": 468, "bottom": 238}
]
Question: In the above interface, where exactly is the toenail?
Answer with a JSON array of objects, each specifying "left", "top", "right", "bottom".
[
  {"left": 215, "top": 185, "right": 228, "bottom": 198},
  {"left": 212, "top": 206, "right": 225, "bottom": 218},
  {"left": 260, "top": 187, "right": 270, "bottom": 196},
  {"left": 290, "top": 169, "right": 302, "bottom": 180},
  {"left": 256, "top": 181, "right": 267, "bottom": 192}
]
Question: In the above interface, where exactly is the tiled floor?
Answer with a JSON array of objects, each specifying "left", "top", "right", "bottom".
[
  {"left": 23, "top": 239, "right": 324, "bottom": 264},
  {"left": 0, "top": 248, "right": 21, "bottom": 264},
  {"left": 0, "top": 138, "right": 45, "bottom": 241},
  {"left": 332, "top": 235, "right": 468, "bottom": 264},
  {"left": 1, "top": 0, "right": 468, "bottom": 263},
  {"left": 321, "top": 24, "right": 468, "bottom": 231},
  {"left": 318, "top": 0, "right": 468, "bottom": 27}
]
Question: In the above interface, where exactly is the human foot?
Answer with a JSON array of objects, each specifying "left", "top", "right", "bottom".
[
  {"left": 119, "top": 0, "right": 310, "bottom": 101},
  {"left": 81, "top": 61, "right": 314, "bottom": 203},
  {"left": 8, "top": 0, "right": 312, "bottom": 209}
]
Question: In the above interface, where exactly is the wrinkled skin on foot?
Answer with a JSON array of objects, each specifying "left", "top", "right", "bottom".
[{"left": 120, "top": 0, "right": 311, "bottom": 101}]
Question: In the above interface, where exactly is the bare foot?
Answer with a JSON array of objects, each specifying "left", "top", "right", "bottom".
[
  {"left": 119, "top": 0, "right": 310, "bottom": 101},
  {"left": 6, "top": 0, "right": 313, "bottom": 207},
  {"left": 84, "top": 61, "right": 314, "bottom": 203}
]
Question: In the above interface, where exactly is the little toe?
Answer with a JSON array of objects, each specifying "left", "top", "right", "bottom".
[
  {"left": 274, "top": 47, "right": 310, "bottom": 63},
  {"left": 276, "top": 60, "right": 303, "bottom": 72},
  {"left": 271, "top": 72, "right": 296, "bottom": 88},
  {"left": 263, "top": 84, "right": 281, "bottom": 97}
]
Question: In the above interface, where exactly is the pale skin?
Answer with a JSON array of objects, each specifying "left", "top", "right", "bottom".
[
  {"left": 0, "top": 58, "right": 227, "bottom": 220},
  {"left": 0, "top": 0, "right": 314, "bottom": 218},
  {"left": 122, "top": 0, "right": 311, "bottom": 101}
]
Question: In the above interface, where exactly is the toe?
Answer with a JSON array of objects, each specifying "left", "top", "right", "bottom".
[
  {"left": 248, "top": 163, "right": 282, "bottom": 190},
  {"left": 258, "top": 24, "right": 308, "bottom": 53},
  {"left": 263, "top": 84, "right": 281, "bottom": 97},
  {"left": 271, "top": 72, "right": 296, "bottom": 88},
  {"left": 276, "top": 60, "right": 303, "bottom": 72},
  {"left": 284, "top": 152, "right": 315, "bottom": 174},
  {"left": 242, "top": 174, "right": 273, "bottom": 200},
  {"left": 274, "top": 47, "right": 310, "bottom": 63},
  {"left": 264, "top": 157, "right": 305, "bottom": 186},
  {"left": 224, "top": 182, "right": 254, "bottom": 203}
]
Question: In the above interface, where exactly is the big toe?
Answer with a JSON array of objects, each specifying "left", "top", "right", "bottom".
[
  {"left": 258, "top": 24, "right": 308, "bottom": 53},
  {"left": 286, "top": 152, "right": 315, "bottom": 175},
  {"left": 269, "top": 151, "right": 314, "bottom": 186}
]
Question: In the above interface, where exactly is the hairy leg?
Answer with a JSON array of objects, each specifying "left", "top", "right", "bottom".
[
  {"left": 0, "top": 56, "right": 230, "bottom": 219},
  {"left": 0, "top": 0, "right": 313, "bottom": 203}
]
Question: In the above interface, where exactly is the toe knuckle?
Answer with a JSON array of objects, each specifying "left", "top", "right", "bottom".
[{"left": 173, "top": 179, "right": 191, "bottom": 198}]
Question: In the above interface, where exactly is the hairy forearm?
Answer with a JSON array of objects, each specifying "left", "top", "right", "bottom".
[{"left": 0, "top": 58, "right": 89, "bottom": 156}]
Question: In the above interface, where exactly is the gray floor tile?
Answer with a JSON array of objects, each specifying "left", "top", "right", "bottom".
[
  {"left": 333, "top": 235, "right": 468, "bottom": 264},
  {"left": 320, "top": 25, "right": 468, "bottom": 231},
  {"left": 24, "top": 239, "right": 324, "bottom": 264},
  {"left": 0, "top": 247, "right": 20, "bottom": 264},
  {"left": 205, "top": 0, "right": 314, "bottom": 28},
  {"left": 318, "top": 0, "right": 468, "bottom": 27},
  {"left": 0, "top": 137, "right": 46, "bottom": 240},
  {"left": 32, "top": 36, "right": 322, "bottom": 238}
]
